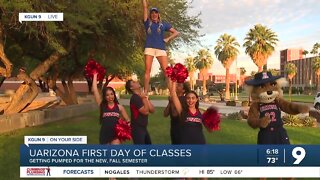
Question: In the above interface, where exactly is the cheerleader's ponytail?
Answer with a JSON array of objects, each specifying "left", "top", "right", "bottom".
[
  {"left": 157, "top": 14, "right": 162, "bottom": 34},
  {"left": 148, "top": 14, "right": 162, "bottom": 34},
  {"left": 147, "top": 21, "right": 152, "bottom": 34}
]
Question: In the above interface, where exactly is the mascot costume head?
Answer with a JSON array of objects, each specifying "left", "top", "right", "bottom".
[{"left": 245, "top": 71, "right": 309, "bottom": 144}]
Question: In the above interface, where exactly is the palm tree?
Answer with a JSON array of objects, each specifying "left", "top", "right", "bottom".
[
  {"left": 195, "top": 49, "right": 213, "bottom": 95},
  {"left": 239, "top": 67, "right": 246, "bottom": 88},
  {"left": 302, "top": 50, "right": 310, "bottom": 88},
  {"left": 312, "top": 57, "right": 320, "bottom": 92},
  {"left": 250, "top": 71, "right": 257, "bottom": 77},
  {"left": 310, "top": 43, "right": 319, "bottom": 56},
  {"left": 214, "top": 33, "right": 240, "bottom": 100},
  {"left": 311, "top": 43, "right": 320, "bottom": 91},
  {"left": 302, "top": 50, "right": 309, "bottom": 58},
  {"left": 285, "top": 63, "right": 297, "bottom": 101},
  {"left": 243, "top": 24, "right": 278, "bottom": 72},
  {"left": 240, "top": 67, "right": 246, "bottom": 76},
  {"left": 184, "top": 56, "right": 197, "bottom": 90}
]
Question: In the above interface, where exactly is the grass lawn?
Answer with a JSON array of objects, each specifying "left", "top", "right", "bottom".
[
  {"left": 0, "top": 107, "right": 319, "bottom": 180},
  {"left": 282, "top": 94, "right": 315, "bottom": 103}
]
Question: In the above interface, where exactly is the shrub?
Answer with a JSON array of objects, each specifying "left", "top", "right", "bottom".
[
  {"left": 302, "top": 116, "right": 318, "bottom": 127},
  {"left": 227, "top": 112, "right": 243, "bottom": 121},
  {"left": 115, "top": 86, "right": 126, "bottom": 94},
  {"left": 241, "top": 101, "right": 249, "bottom": 107},
  {"left": 226, "top": 101, "right": 236, "bottom": 106},
  {"left": 282, "top": 115, "right": 303, "bottom": 127},
  {"left": 203, "top": 95, "right": 210, "bottom": 102},
  {"left": 283, "top": 114, "right": 317, "bottom": 127}
]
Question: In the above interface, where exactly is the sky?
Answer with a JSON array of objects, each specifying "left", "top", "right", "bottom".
[{"left": 151, "top": 0, "right": 320, "bottom": 76}]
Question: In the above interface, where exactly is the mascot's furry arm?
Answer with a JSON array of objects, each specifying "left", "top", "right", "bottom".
[
  {"left": 247, "top": 99, "right": 310, "bottom": 129},
  {"left": 247, "top": 101, "right": 270, "bottom": 129},
  {"left": 275, "top": 97, "right": 309, "bottom": 115}
]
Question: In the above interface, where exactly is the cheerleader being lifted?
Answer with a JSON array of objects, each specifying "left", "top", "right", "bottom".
[{"left": 141, "top": 0, "right": 180, "bottom": 93}]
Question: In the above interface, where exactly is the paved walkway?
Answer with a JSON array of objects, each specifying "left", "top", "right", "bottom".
[
  {"left": 119, "top": 99, "right": 245, "bottom": 115},
  {"left": 119, "top": 98, "right": 316, "bottom": 116}
]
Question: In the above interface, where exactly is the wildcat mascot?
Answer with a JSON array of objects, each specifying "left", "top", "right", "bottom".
[{"left": 245, "top": 71, "right": 309, "bottom": 144}]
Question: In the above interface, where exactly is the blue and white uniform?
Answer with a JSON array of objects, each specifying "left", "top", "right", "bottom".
[{"left": 144, "top": 19, "right": 172, "bottom": 50}]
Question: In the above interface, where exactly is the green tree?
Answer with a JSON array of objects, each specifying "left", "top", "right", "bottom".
[
  {"left": 302, "top": 50, "right": 309, "bottom": 58},
  {"left": 184, "top": 56, "right": 197, "bottom": 90},
  {"left": 243, "top": 24, "right": 278, "bottom": 72},
  {"left": 1, "top": 0, "right": 123, "bottom": 111},
  {"left": 312, "top": 57, "right": 320, "bottom": 92},
  {"left": 285, "top": 63, "right": 297, "bottom": 101},
  {"left": 150, "top": 68, "right": 167, "bottom": 94},
  {"left": 310, "top": 43, "right": 320, "bottom": 92},
  {"left": 195, "top": 49, "right": 213, "bottom": 95},
  {"left": 310, "top": 43, "right": 320, "bottom": 56},
  {"left": 0, "top": 0, "right": 141, "bottom": 112},
  {"left": 0, "top": 0, "right": 202, "bottom": 114},
  {"left": 240, "top": 67, "right": 246, "bottom": 76},
  {"left": 268, "top": 68, "right": 280, "bottom": 76},
  {"left": 250, "top": 71, "right": 257, "bottom": 77},
  {"left": 166, "top": 50, "right": 175, "bottom": 65},
  {"left": 0, "top": 0, "right": 70, "bottom": 114},
  {"left": 239, "top": 67, "right": 246, "bottom": 88},
  {"left": 0, "top": 22, "right": 12, "bottom": 79},
  {"left": 148, "top": 0, "right": 202, "bottom": 49},
  {"left": 214, "top": 33, "right": 240, "bottom": 100}
]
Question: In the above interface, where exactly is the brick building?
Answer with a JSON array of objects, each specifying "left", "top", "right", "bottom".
[
  {"left": 280, "top": 48, "right": 318, "bottom": 88},
  {"left": 197, "top": 72, "right": 246, "bottom": 86}
]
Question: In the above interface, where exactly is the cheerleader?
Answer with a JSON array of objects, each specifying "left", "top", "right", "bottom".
[
  {"left": 92, "top": 73, "right": 130, "bottom": 144},
  {"left": 168, "top": 79, "right": 206, "bottom": 144},
  {"left": 163, "top": 82, "right": 190, "bottom": 144},
  {"left": 142, "top": 0, "right": 180, "bottom": 93},
  {"left": 125, "top": 79, "right": 155, "bottom": 144}
]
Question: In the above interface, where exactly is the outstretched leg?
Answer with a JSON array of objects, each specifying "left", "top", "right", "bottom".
[
  {"left": 157, "top": 56, "right": 169, "bottom": 72},
  {"left": 144, "top": 55, "right": 154, "bottom": 93},
  {"left": 156, "top": 56, "right": 169, "bottom": 88}
]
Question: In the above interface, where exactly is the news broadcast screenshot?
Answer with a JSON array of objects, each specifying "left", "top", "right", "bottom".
[{"left": 0, "top": 0, "right": 320, "bottom": 179}]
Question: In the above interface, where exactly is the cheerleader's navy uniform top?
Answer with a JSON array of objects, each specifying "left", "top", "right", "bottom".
[
  {"left": 99, "top": 103, "right": 120, "bottom": 144},
  {"left": 144, "top": 18, "right": 172, "bottom": 50},
  {"left": 130, "top": 94, "right": 152, "bottom": 144},
  {"left": 258, "top": 102, "right": 290, "bottom": 144},
  {"left": 169, "top": 96, "right": 186, "bottom": 144},
  {"left": 180, "top": 109, "right": 206, "bottom": 144}
]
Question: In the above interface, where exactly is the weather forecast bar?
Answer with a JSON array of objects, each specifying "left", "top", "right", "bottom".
[{"left": 20, "top": 167, "right": 320, "bottom": 178}]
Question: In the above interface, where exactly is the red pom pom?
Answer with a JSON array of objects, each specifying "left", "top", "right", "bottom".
[
  {"left": 165, "top": 63, "right": 188, "bottom": 83},
  {"left": 115, "top": 119, "right": 132, "bottom": 142},
  {"left": 202, "top": 106, "right": 221, "bottom": 132},
  {"left": 84, "top": 59, "right": 106, "bottom": 81},
  {"left": 165, "top": 66, "right": 174, "bottom": 77},
  {"left": 97, "top": 65, "right": 106, "bottom": 81}
]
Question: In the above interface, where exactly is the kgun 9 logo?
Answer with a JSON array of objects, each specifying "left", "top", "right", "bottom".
[{"left": 292, "top": 147, "right": 306, "bottom": 165}]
